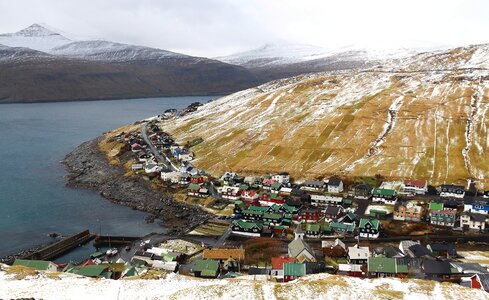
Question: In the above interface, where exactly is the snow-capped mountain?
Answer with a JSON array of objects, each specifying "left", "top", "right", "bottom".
[
  {"left": 215, "top": 42, "right": 424, "bottom": 69},
  {"left": 50, "top": 40, "right": 189, "bottom": 62},
  {"left": 0, "top": 24, "right": 72, "bottom": 52},
  {"left": 215, "top": 42, "right": 332, "bottom": 68},
  {"left": 0, "top": 24, "right": 258, "bottom": 103}
]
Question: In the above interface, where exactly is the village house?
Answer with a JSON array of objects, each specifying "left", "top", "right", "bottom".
[
  {"left": 190, "top": 176, "right": 205, "bottom": 184},
  {"left": 371, "top": 188, "right": 397, "bottom": 205},
  {"left": 329, "top": 221, "right": 356, "bottom": 235},
  {"left": 160, "top": 171, "right": 183, "bottom": 183},
  {"left": 429, "top": 201, "right": 444, "bottom": 213},
  {"left": 470, "top": 274, "right": 489, "bottom": 292},
  {"left": 192, "top": 259, "right": 220, "bottom": 278},
  {"left": 241, "top": 206, "right": 268, "bottom": 221},
  {"left": 262, "top": 175, "right": 275, "bottom": 190},
  {"left": 400, "top": 179, "right": 428, "bottom": 195},
  {"left": 464, "top": 198, "right": 489, "bottom": 214},
  {"left": 132, "top": 163, "right": 144, "bottom": 171},
  {"left": 241, "top": 190, "right": 259, "bottom": 202},
  {"left": 327, "top": 177, "right": 344, "bottom": 194},
  {"left": 259, "top": 192, "right": 284, "bottom": 205},
  {"left": 231, "top": 220, "right": 263, "bottom": 235},
  {"left": 13, "top": 259, "right": 58, "bottom": 272},
  {"left": 439, "top": 184, "right": 465, "bottom": 199},
  {"left": 367, "top": 257, "right": 408, "bottom": 278},
  {"left": 323, "top": 205, "right": 345, "bottom": 222},
  {"left": 393, "top": 202, "right": 424, "bottom": 222},
  {"left": 399, "top": 240, "right": 420, "bottom": 255},
  {"left": 460, "top": 212, "right": 487, "bottom": 231},
  {"left": 221, "top": 172, "right": 238, "bottom": 185},
  {"left": 270, "top": 182, "right": 283, "bottom": 194},
  {"left": 427, "top": 243, "right": 457, "bottom": 258},
  {"left": 203, "top": 248, "right": 245, "bottom": 271},
  {"left": 300, "top": 208, "right": 323, "bottom": 222},
  {"left": 443, "top": 199, "right": 459, "bottom": 211},
  {"left": 373, "top": 246, "right": 404, "bottom": 258},
  {"left": 430, "top": 210, "right": 456, "bottom": 227},
  {"left": 348, "top": 245, "right": 370, "bottom": 264},
  {"left": 187, "top": 184, "right": 209, "bottom": 198},
  {"left": 271, "top": 256, "right": 295, "bottom": 278},
  {"left": 178, "top": 152, "right": 194, "bottom": 162},
  {"left": 337, "top": 263, "right": 364, "bottom": 277},
  {"left": 339, "top": 212, "right": 357, "bottom": 225},
  {"left": 421, "top": 260, "right": 460, "bottom": 281},
  {"left": 322, "top": 239, "right": 346, "bottom": 258},
  {"left": 219, "top": 186, "right": 242, "bottom": 201},
  {"left": 301, "top": 180, "right": 325, "bottom": 192},
  {"left": 305, "top": 223, "right": 321, "bottom": 238},
  {"left": 144, "top": 162, "right": 163, "bottom": 174},
  {"left": 354, "top": 183, "right": 371, "bottom": 200},
  {"left": 310, "top": 194, "right": 343, "bottom": 207},
  {"left": 359, "top": 218, "right": 380, "bottom": 239},
  {"left": 263, "top": 212, "right": 283, "bottom": 226},
  {"left": 179, "top": 173, "right": 192, "bottom": 185},
  {"left": 283, "top": 262, "right": 306, "bottom": 282},
  {"left": 272, "top": 172, "right": 290, "bottom": 184}
]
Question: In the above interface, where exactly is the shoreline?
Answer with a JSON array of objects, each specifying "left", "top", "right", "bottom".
[{"left": 63, "top": 136, "right": 213, "bottom": 236}]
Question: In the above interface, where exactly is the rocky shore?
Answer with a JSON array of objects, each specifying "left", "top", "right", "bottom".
[{"left": 63, "top": 137, "right": 212, "bottom": 235}]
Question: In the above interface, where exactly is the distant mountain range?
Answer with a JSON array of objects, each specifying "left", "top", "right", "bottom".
[
  {"left": 0, "top": 24, "right": 257, "bottom": 103},
  {"left": 0, "top": 24, "right": 457, "bottom": 103}
]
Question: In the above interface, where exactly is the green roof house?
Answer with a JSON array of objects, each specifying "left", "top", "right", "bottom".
[
  {"left": 359, "top": 218, "right": 381, "bottom": 238},
  {"left": 13, "top": 259, "right": 58, "bottom": 272},
  {"left": 429, "top": 201, "right": 444, "bottom": 212},
  {"left": 305, "top": 223, "right": 321, "bottom": 238},
  {"left": 67, "top": 265, "right": 109, "bottom": 278},
  {"left": 192, "top": 259, "right": 219, "bottom": 278},
  {"left": 284, "top": 262, "right": 306, "bottom": 281},
  {"left": 368, "top": 257, "right": 408, "bottom": 277},
  {"left": 231, "top": 220, "right": 263, "bottom": 234}
]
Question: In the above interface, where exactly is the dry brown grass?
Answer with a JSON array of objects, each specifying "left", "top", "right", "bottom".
[{"left": 5, "top": 265, "right": 39, "bottom": 280}]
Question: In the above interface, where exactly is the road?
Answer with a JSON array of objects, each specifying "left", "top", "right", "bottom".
[
  {"left": 215, "top": 227, "right": 232, "bottom": 247},
  {"left": 141, "top": 123, "right": 176, "bottom": 171}
]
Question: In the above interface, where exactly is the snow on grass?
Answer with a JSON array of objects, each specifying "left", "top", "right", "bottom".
[{"left": 1, "top": 270, "right": 487, "bottom": 300}]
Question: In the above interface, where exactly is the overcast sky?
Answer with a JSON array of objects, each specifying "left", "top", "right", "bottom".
[{"left": 0, "top": 0, "right": 488, "bottom": 57}]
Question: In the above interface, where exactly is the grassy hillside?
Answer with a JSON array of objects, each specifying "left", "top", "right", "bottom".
[{"left": 163, "top": 44, "right": 489, "bottom": 188}]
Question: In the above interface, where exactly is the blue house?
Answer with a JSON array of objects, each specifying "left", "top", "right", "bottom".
[{"left": 464, "top": 198, "right": 489, "bottom": 214}]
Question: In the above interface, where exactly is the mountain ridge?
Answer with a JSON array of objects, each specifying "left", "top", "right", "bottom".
[{"left": 162, "top": 43, "right": 489, "bottom": 188}]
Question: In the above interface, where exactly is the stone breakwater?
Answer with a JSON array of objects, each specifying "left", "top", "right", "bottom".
[{"left": 63, "top": 137, "right": 212, "bottom": 235}]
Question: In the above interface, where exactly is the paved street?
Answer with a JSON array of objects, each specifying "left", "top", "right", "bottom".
[{"left": 141, "top": 122, "right": 176, "bottom": 171}]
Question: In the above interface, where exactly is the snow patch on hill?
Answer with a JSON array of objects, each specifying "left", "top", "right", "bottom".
[{"left": 50, "top": 40, "right": 188, "bottom": 62}]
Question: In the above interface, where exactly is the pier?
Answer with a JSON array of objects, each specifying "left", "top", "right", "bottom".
[
  {"left": 25, "top": 230, "right": 95, "bottom": 261},
  {"left": 93, "top": 235, "right": 141, "bottom": 246}
]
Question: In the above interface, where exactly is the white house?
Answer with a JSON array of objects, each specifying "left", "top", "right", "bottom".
[
  {"left": 460, "top": 212, "right": 487, "bottom": 231},
  {"left": 347, "top": 245, "right": 370, "bottom": 264},
  {"left": 218, "top": 186, "right": 241, "bottom": 201},
  {"left": 327, "top": 177, "right": 344, "bottom": 194},
  {"left": 161, "top": 171, "right": 183, "bottom": 183},
  {"left": 400, "top": 179, "right": 428, "bottom": 195},
  {"left": 310, "top": 194, "right": 343, "bottom": 207},
  {"left": 178, "top": 153, "right": 194, "bottom": 162},
  {"left": 272, "top": 172, "right": 290, "bottom": 184},
  {"left": 144, "top": 163, "right": 163, "bottom": 174},
  {"left": 440, "top": 184, "right": 465, "bottom": 199},
  {"left": 132, "top": 163, "right": 143, "bottom": 171}
]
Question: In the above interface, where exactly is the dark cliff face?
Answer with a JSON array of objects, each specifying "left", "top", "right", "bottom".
[{"left": 0, "top": 52, "right": 259, "bottom": 103}]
